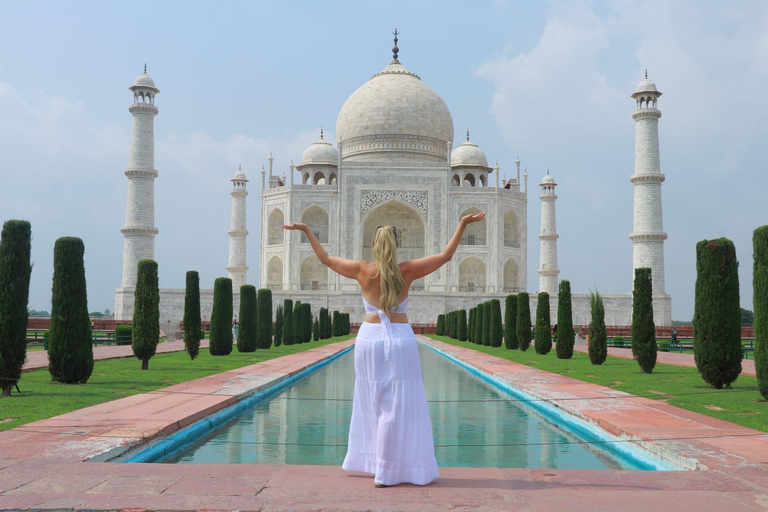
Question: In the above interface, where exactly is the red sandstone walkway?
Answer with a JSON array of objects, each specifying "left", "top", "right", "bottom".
[
  {"left": 573, "top": 344, "right": 757, "bottom": 376},
  {"left": 23, "top": 339, "right": 210, "bottom": 372},
  {"left": 1, "top": 337, "right": 767, "bottom": 511}
]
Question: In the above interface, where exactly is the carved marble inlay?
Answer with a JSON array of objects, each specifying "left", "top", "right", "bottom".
[
  {"left": 299, "top": 200, "right": 331, "bottom": 213},
  {"left": 458, "top": 252, "right": 489, "bottom": 265},
  {"left": 457, "top": 202, "right": 489, "bottom": 214},
  {"left": 360, "top": 190, "right": 428, "bottom": 217}
]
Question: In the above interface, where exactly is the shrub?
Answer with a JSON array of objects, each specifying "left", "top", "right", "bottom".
[
  {"left": 257, "top": 288, "right": 273, "bottom": 349},
  {"left": 467, "top": 308, "right": 475, "bottom": 343},
  {"left": 283, "top": 299, "right": 294, "bottom": 345},
  {"left": 589, "top": 290, "right": 607, "bottom": 365},
  {"left": 480, "top": 301, "right": 490, "bottom": 345},
  {"left": 755, "top": 227, "right": 768, "bottom": 399},
  {"left": 504, "top": 294, "right": 518, "bottom": 350},
  {"left": 694, "top": 239, "right": 741, "bottom": 388},
  {"left": 313, "top": 316, "right": 319, "bottom": 341},
  {"left": 436, "top": 314, "right": 444, "bottom": 336},
  {"left": 535, "top": 292, "right": 552, "bottom": 355},
  {"left": 614, "top": 335, "right": 624, "bottom": 348},
  {"left": 345, "top": 312, "right": 351, "bottom": 335},
  {"left": 0, "top": 220, "right": 32, "bottom": 396},
  {"left": 237, "top": 285, "right": 257, "bottom": 352},
  {"left": 516, "top": 293, "right": 532, "bottom": 351},
  {"left": 632, "top": 268, "right": 657, "bottom": 373},
  {"left": 115, "top": 325, "right": 132, "bottom": 344},
  {"left": 457, "top": 309, "right": 467, "bottom": 341},
  {"left": 301, "top": 303, "right": 312, "bottom": 343},
  {"left": 556, "top": 280, "right": 575, "bottom": 359},
  {"left": 294, "top": 301, "right": 303, "bottom": 343},
  {"left": 209, "top": 277, "right": 233, "bottom": 356},
  {"left": 131, "top": 259, "right": 160, "bottom": 370},
  {"left": 319, "top": 308, "right": 329, "bottom": 339},
  {"left": 183, "top": 271, "right": 202, "bottom": 360},
  {"left": 474, "top": 303, "right": 484, "bottom": 344},
  {"left": 274, "top": 305, "right": 283, "bottom": 347},
  {"left": 489, "top": 299, "right": 502, "bottom": 347}
]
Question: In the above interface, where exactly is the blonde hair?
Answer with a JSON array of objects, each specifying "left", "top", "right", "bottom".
[{"left": 373, "top": 226, "right": 405, "bottom": 317}]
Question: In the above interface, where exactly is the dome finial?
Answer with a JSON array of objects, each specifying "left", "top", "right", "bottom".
[
  {"left": 239, "top": 164, "right": 241, "bottom": 171},
  {"left": 466, "top": 129, "right": 470, "bottom": 142},
  {"left": 645, "top": 68, "right": 648, "bottom": 79},
  {"left": 392, "top": 28, "right": 399, "bottom": 60},
  {"left": 320, "top": 126, "right": 324, "bottom": 140},
  {"left": 144, "top": 63, "right": 147, "bottom": 74},
  {"left": 547, "top": 168, "right": 550, "bottom": 175}
]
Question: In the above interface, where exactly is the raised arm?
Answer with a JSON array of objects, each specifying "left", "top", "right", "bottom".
[
  {"left": 401, "top": 212, "right": 485, "bottom": 282},
  {"left": 282, "top": 223, "right": 362, "bottom": 280}
]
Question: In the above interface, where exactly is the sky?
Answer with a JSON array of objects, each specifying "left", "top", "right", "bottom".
[{"left": 0, "top": 0, "right": 766, "bottom": 321}]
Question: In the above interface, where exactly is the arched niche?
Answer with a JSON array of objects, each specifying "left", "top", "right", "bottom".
[
  {"left": 267, "top": 256, "right": 283, "bottom": 290},
  {"left": 300, "top": 205, "right": 329, "bottom": 243},
  {"left": 300, "top": 254, "right": 328, "bottom": 290},
  {"left": 458, "top": 256, "right": 486, "bottom": 293},
  {"left": 503, "top": 210, "right": 520, "bottom": 248},
  {"left": 503, "top": 258, "right": 519, "bottom": 292},
  {"left": 267, "top": 208, "right": 285, "bottom": 245},
  {"left": 459, "top": 207, "right": 486, "bottom": 246}
]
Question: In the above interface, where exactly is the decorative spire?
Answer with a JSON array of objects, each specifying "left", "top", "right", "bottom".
[
  {"left": 239, "top": 164, "right": 241, "bottom": 171},
  {"left": 392, "top": 29, "right": 399, "bottom": 60},
  {"left": 645, "top": 68, "right": 648, "bottom": 79},
  {"left": 144, "top": 63, "right": 147, "bottom": 74},
  {"left": 320, "top": 126, "right": 324, "bottom": 140},
  {"left": 547, "top": 168, "right": 550, "bottom": 175},
  {"left": 466, "top": 129, "right": 470, "bottom": 142}
]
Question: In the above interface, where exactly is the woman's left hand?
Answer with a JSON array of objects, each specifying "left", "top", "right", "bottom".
[{"left": 282, "top": 223, "right": 309, "bottom": 232}]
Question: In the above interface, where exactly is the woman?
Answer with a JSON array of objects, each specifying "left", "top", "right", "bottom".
[{"left": 283, "top": 211, "right": 485, "bottom": 487}]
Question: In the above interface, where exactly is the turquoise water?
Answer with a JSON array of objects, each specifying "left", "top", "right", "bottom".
[{"left": 157, "top": 344, "right": 660, "bottom": 469}]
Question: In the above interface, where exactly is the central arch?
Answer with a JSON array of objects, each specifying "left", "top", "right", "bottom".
[
  {"left": 362, "top": 200, "right": 426, "bottom": 291},
  {"left": 458, "top": 256, "right": 486, "bottom": 293}
]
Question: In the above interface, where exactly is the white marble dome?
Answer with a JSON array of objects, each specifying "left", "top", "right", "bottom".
[
  {"left": 634, "top": 77, "right": 658, "bottom": 94},
  {"left": 336, "top": 59, "right": 454, "bottom": 160},
  {"left": 233, "top": 168, "right": 247, "bottom": 181},
  {"left": 541, "top": 173, "right": 556, "bottom": 185},
  {"left": 133, "top": 72, "right": 157, "bottom": 89},
  {"left": 451, "top": 137, "right": 489, "bottom": 168},
  {"left": 301, "top": 135, "right": 339, "bottom": 165}
]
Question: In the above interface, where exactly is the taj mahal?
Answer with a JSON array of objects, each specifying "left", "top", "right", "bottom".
[{"left": 114, "top": 36, "right": 672, "bottom": 328}]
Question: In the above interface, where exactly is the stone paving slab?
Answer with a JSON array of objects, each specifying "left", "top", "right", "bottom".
[
  {"left": 23, "top": 339, "right": 211, "bottom": 372},
  {"left": 2, "top": 337, "right": 768, "bottom": 510},
  {"left": 573, "top": 344, "right": 757, "bottom": 376}
]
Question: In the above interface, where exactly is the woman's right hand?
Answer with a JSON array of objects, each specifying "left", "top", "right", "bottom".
[
  {"left": 460, "top": 212, "right": 485, "bottom": 225},
  {"left": 282, "top": 223, "right": 309, "bottom": 232}
]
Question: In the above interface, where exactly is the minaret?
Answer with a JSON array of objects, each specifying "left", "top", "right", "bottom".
[
  {"left": 120, "top": 65, "right": 159, "bottom": 288},
  {"left": 538, "top": 171, "right": 559, "bottom": 295},
  {"left": 227, "top": 166, "right": 249, "bottom": 291},
  {"left": 630, "top": 71, "right": 667, "bottom": 294}
]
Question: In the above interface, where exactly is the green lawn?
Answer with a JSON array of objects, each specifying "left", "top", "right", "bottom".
[
  {"left": 426, "top": 335, "right": 768, "bottom": 433},
  {"left": 1, "top": 335, "right": 353, "bottom": 432}
]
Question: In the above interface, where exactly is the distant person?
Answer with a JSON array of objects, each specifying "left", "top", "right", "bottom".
[
  {"left": 671, "top": 327, "right": 678, "bottom": 345},
  {"left": 284, "top": 211, "right": 485, "bottom": 488},
  {"left": 232, "top": 317, "right": 239, "bottom": 341}
]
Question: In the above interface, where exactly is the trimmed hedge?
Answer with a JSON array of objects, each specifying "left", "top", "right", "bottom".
[
  {"left": 283, "top": 299, "right": 294, "bottom": 345},
  {"left": 0, "top": 220, "right": 32, "bottom": 396},
  {"left": 301, "top": 303, "right": 312, "bottom": 343},
  {"left": 436, "top": 314, "right": 445, "bottom": 336},
  {"left": 534, "top": 292, "right": 552, "bottom": 355},
  {"left": 257, "top": 288, "right": 273, "bottom": 349},
  {"left": 490, "top": 299, "right": 502, "bottom": 348},
  {"left": 183, "top": 271, "right": 202, "bottom": 360},
  {"left": 468, "top": 308, "right": 475, "bottom": 343},
  {"left": 333, "top": 310, "right": 341, "bottom": 337},
  {"left": 294, "top": 301, "right": 303, "bottom": 343},
  {"left": 693, "top": 239, "right": 741, "bottom": 388},
  {"left": 481, "top": 301, "right": 491, "bottom": 346},
  {"left": 209, "top": 277, "right": 233, "bottom": 356},
  {"left": 589, "top": 290, "right": 607, "bottom": 365},
  {"left": 49, "top": 237, "right": 94, "bottom": 382},
  {"left": 474, "top": 303, "right": 484, "bottom": 344},
  {"left": 115, "top": 325, "right": 132, "bottom": 344},
  {"left": 556, "top": 280, "right": 575, "bottom": 359},
  {"left": 274, "top": 305, "right": 283, "bottom": 347},
  {"left": 632, "top": 268, "right": 657, "bottom": 374},
  {"left": 313, "top": 316, "right": 320, "bottom": 341},
  {"left": 237, "top": 285, "right": 257, "bottom": 352},
  {"left": 504, "top": 294, "right": 518, "bottom": 350},
  {"left": 458, "top": 309, "right": 468, "bottom": 341},
  {"left": 132, "top": 259, "right": 160, "bottom": 370},
  {"left": 754, "top": 227, "right": 768, "bottom": 399},
  {"left": 516, "top": 292, "right": 531, "bottom": 352}
]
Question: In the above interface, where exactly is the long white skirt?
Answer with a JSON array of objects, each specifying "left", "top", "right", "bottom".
[{"left": 341, "top": 321, "right": 439, "bottom": 486}]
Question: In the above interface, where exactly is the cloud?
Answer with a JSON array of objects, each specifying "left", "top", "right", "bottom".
[{"left": 477, "top": 0, "right": 768, "bottom": 318}]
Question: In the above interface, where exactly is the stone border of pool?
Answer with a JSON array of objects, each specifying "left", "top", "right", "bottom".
[{"left": 0, "top": 337, "right": 767, "bottom": 511}]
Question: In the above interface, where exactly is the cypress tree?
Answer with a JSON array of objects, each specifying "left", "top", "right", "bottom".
[
  {"left": 302, "top": 303, "right": 312, "bottom": 343},
  {"left": 294, "top": 301, "right": 303, "bottom": 343},
  {"left": 694, "top": 239, "right": 742, "bottom": 389},
  {"left": 436, "top": 314, "right": 444, "bottom": 336},
  {"left": 333, "top": 310, "right": 341, "bottom": 337},
  {"left": 183, "top": 271, "right": 201, "bottom": 360},
  {"left": 49, "top": 237, "right": 94, "bottom": 382},
  {"left": 467, "top": 308, "right": 475, "bottom": 343},
  {"left": 589, "top": 290, "right": 607, "bottom": 365},
  {"left": 237, "top": 285, "right": 257, "bottom": 352},
  {"left": 319, "top": 308, "right": 329, "bottom": 339},
  {"left": 131, "top": 259, "right": 160, "bottom": 370},
  {"left": 516, "top": 292, "right": 532, "bottom": 352},
  {"left": 458, "top": 309, "right": 468, "bottom": 341},
  {"left": 474, "top": 303, "right": 484, "bottom": 344},
  {"left": 504, "top": 294, "right": 518, "bottom": 350},
  {"left": 313, "top": 317, "right": 320, "bottom": 341},
  {"left": 556, "top": 280, "right": 575, "bottom": 359},
  {"left": 274, "top": 304, "right": 283, "bottom": 347},
  {"left": 283, "top": 299, "right": 294, "bottom": 345},
  {"left": 446, "top": 311, "right": 452, "bottom": 338},
  {"left": 489, "top": 300, "right": 502, "bottom": 347},
  {"left": 0, "top": 220, "right": 32, "bottom": 397},
  {"left": 453, "top": 311, "right": 459, "bottom": 339},
  {"left": 482, "top": 301, "right": 491, "bottom": 345},
  {"left": 257, "top": 288, "right": 273, "bottom": 349},
  {"left": 534, "top": 292, "right": 552, "bottom": 354},
  {"left": 345, "top": 313, "right": 351, "bottom": 334},
  {"left": 754, "top": 227, "right": 768, "bottom": 399},
  {"left": 632, "top": 268, "right": 657, "bottom": 374},
  {"left": 209, "top": 277, "right": 233, "bottom": 356}
]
